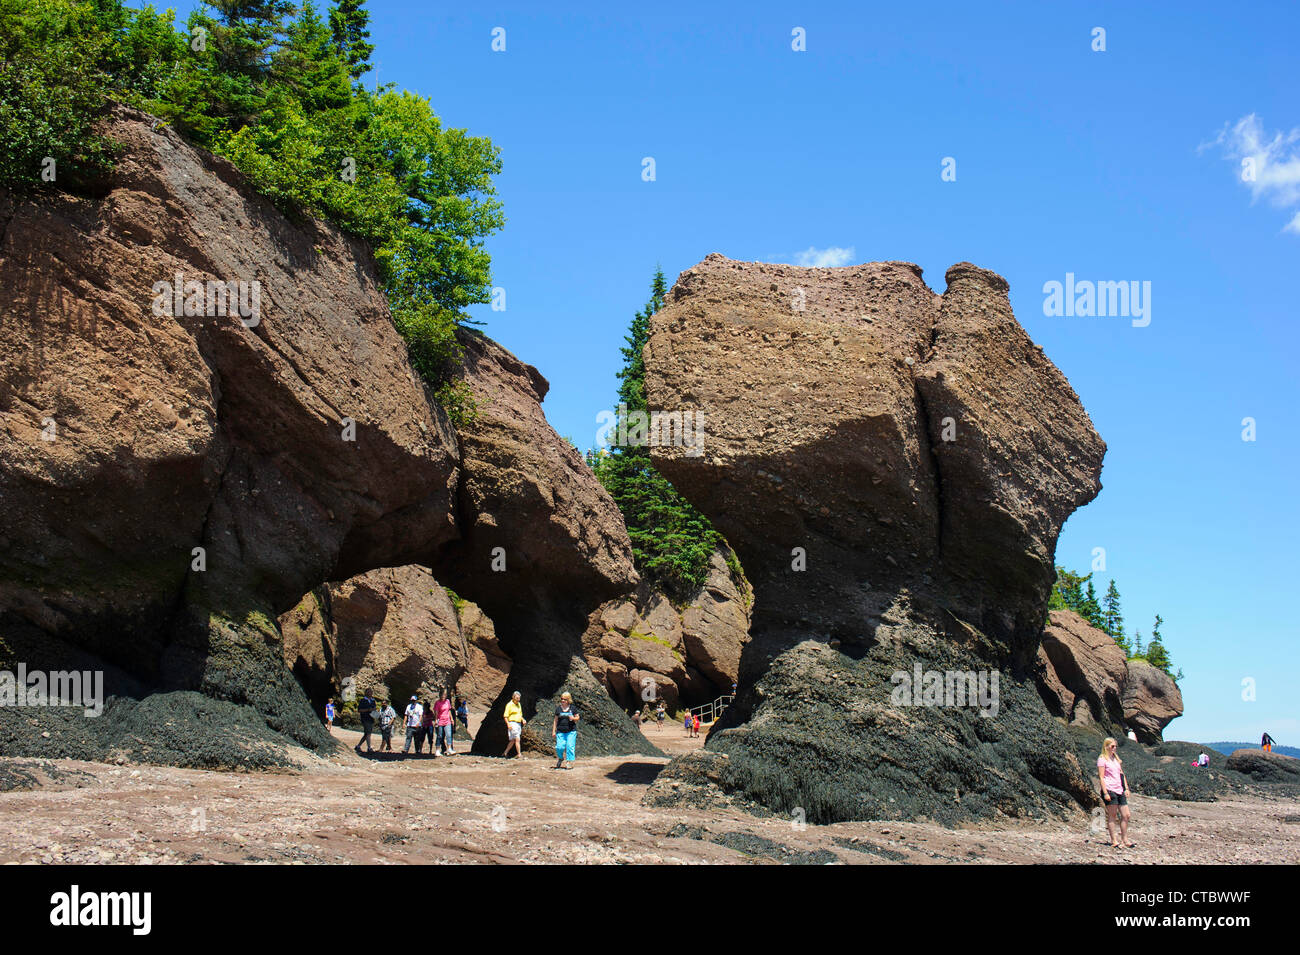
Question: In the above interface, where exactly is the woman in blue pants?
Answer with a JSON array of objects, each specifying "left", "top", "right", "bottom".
[{"left": 552, "top": 691, "right": 580, "bottom": 769}]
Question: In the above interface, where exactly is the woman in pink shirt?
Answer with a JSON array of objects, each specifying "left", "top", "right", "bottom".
[
  {"left": 1097, "top": 736, "right": 1133, "bottom": 849},
  {"left": 434, "top": 689, "right": 455, "bottom": 756}
]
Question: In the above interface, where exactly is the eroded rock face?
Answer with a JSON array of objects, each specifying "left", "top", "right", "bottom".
[
  {"left": 0, "top": 108, "right": 651, "bottom": 764},
  {"left": 278, "top": 566, "right": 511, "bottom": 714},
  {"left": 642, "top": 254, "right": 1107, "bottom": 822},
  {"left": 1122, "top": 660, "right": 1183, "bottom": 744},
  {"left": 437, "top": 330, "right": 658, "bottom": 757},
  {"left": 583, "top": 547, "right": 751, "bottom": 712},
  {"left": 0, "top": 108, "right": 458, "bottom": 761},
  {"left": 1037, "top": 610, "right": 1129, "bottom": 732}
]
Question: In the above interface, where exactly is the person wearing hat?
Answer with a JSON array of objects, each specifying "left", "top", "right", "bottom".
[
  {"left": 402, "top": 695, "right": 424, "bottom": 755},
  {"left": 551, "top": 691, "right": 580, "bottom": 769},
  {"left": 377, "top": 698, "right": 397, "bottom": 751}
]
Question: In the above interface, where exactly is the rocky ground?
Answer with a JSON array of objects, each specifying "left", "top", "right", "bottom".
[{"left": 1, "top": 716, "right": 1296, "bottom": 865}]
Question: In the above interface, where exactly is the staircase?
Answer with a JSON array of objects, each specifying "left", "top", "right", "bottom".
[{"left": 689, "top": 694, "right": 734, "bottom": 726}]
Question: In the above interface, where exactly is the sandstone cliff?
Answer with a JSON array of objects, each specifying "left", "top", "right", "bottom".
[{"left": 0, "top": 108, "right": 652, "bottom": 765}]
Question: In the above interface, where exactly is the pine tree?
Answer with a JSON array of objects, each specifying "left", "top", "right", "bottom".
[
  {"left": 1102, "top": 579, "right": 1128, "bottom": 652},
  {"left": 1081, "top": 580, "right": 1103, "bottom": 628},
  {"left": 1133, "top": 629, "right": 1144, "bottom": 657},
  {"left": 594, "top": 268, "right": 733, "bottom": 598},
  {"left": 1145, "top": 614, "right": 1174, "bottom": 675},
  {"left": 328, "top": 0, "right": 374, "bottom": 80}
]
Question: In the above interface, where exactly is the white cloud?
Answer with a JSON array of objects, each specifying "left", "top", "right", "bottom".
[
  {"left": 792, "top": 245, "right": 855, "bottom": 268},
  {"left": 1202, "top": 114, "right": 1300, "bottom": 233}
]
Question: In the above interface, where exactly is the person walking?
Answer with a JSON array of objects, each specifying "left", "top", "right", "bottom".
[
  {"left": 552, "top": 691, "right": 580, "bottom": 769},
  {"left": 402, "top": 696, "right": 424, "bottom": 755},
  {"left": 325, "top": 698, "right": 336, "bottom": 729},
  {"left": 692, "top": 713, "right": 701, "bottom": 738},
  {"left": 1262, "top": 732, "right": 1275, "bottom": 753},
  {"left": 434, "top": 689, "right": 454, "bottom": 755},
  {"left": 502, "top": 690, "right": 524, "bottom": 758},
  {"left": 357, "top": 691, "right": 376, "bottom": 753},
  {"left": 655, "top": 703, "right": 666, "bottom": 732},
  {"left": 378, "top": 699, "right": 397, "bottom": 752},
  {"left": 632, "top": 708, "right": 642, "bottom": 730},
  {"left": 1097, "top": 737, "right": 1133, "bottom": 849},
  {"left": 421, "top": 700, "right": 435, "bottom": 755},
  {"left": 455, "top": 696, "right": 471, "bottom": 738},
  {"left": 683, "top": 711, "right": 693, "bottom": 737}
]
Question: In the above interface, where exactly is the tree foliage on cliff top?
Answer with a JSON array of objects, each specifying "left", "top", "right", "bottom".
[{"left": 0, "top": 0, "right": 501, "bottom": 417}]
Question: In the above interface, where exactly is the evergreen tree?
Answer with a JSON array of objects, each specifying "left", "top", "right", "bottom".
[
  {"left": 328, "top": 0, "right": 374, "bottom": 80},
  {"left": 1102, "top": 579, "right": 1128, "bottom": 652},
  {"left": 1081, "top": 580, "right": 1103, "bottom": 628},
  {"left": 1145, "top": 613, "right": 1174, "bottom": 675},
  {"left": 594, "top": 269, "right": 735, "bottom": 599},
  {"left": 1133, "top": 629, "right": 1145, "bottom": 657}
]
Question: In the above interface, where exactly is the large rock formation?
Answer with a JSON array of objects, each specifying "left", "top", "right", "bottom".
[
  {"left": 583, "top": 547, "right": 751, "bottom": 712},
  {"left": 279, "top": 565, "right": 511, "bottom": 715},
  {"left": 642, "top": 254, "right": 1107, "bottom": 823},
  {"left": 1122, "top": 660, "right": 1184, "bottom": 744},
  {"left": 1036, "top": 609, "right": 1183, "bottom": 743},
  {"left": 0, "top": 107, "right": 652, "bottom": 765},
  {"left": 1036, "top": 609, "right": 1129, "bottom": 733},
  {"left": 1225, "top": 748, "right": 1300, "bottom": 783}
]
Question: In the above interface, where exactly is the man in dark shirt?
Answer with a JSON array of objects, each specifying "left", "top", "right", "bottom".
[
  {"left": 551, "top": 691, "right": 580, "bottom": 769},
  {"left": 357, "top": 691, "right": 376, "bottom": 753}
]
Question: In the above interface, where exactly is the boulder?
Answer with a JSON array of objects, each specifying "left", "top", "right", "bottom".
[
  {"left": 642, "top": 254, "right": 1106, "bottom": 822},
  {"left": 583, "top": 546, "right": 752, "bottom": 711},
  {"left": 1224, "top": 748, "right": 1300, "bottom": 783},
  {"left": 1037, "top": 609, "right": 1128, "bottom": 732},
  {"left": 1122, "top": 660, "right": 1183, "bottom": 744}
]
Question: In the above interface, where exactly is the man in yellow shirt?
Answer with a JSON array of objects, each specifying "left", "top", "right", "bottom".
[{"left": 502, "top": 690, "right": 524, "bottom": 758}]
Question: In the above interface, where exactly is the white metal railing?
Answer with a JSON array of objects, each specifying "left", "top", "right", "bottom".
[{"left": 689, "top": 694, "right": 734, "bottom": 725}]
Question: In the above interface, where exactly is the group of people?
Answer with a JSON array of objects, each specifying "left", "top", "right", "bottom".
[
  {"left": 345, "top": 689, "right": 471, "bottom": 756},
  {"left": 630, "top": 702, "right": 667, "bottom": 732}
]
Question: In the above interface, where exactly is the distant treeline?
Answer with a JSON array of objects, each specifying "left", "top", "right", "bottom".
[{"left": 1049, "top": 567, "right": 1182, "bottom": 681}]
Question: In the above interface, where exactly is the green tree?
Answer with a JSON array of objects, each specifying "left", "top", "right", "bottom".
[
  {"left": 594, "top": 269, "right": 735, "bottom": 599},
  {"left": 1101, "top": 579, "right": 1125, "bottom": 646},
  {"left": 328, "top": 0, "right": 374, "bottom": 80}
]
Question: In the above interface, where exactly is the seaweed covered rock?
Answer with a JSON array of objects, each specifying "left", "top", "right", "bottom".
[
  {"left": 642, "top": 254, "right": 1106, "bottom": 822},
  {"left": 1225, "top": 748, "right": 1300, "bottom": 783}
]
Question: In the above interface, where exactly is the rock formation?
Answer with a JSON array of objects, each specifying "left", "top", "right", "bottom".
[
  {"left": 279, "top": 565, "right": 511, "bottom": 715},
  {"left": 1036, "top": 609, "right": 1129, "bottom": 733},
  {"left": 1121, "top": 659, "right": 1184, "bottom": 744},
  {"left": 642, "top": 254, "right": 1107, "bottom": 823},
  {"left": 1225, "top": 748, "right": 1300, "bottom": 783},
  {"left": 0, "top": 107, "right": 653, "bottom": 765},
  {"left": 583, "top": 547, "right": 751, "bottom": 712},
  {"left": 1035, "top": 609, "right": 1183, "bottom": 743}
]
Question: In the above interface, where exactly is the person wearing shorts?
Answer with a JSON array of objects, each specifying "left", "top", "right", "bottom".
[
  {"left": 1097, "top": 736, "right": 1133, "bottom": 849},
  {"left": 502, "top": 690, "right": 524, "bottom": 758}
]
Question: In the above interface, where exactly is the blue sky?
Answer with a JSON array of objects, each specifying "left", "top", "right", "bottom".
[{"left": 180, "top": 1, "right": 1298, "bottom": 742}]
